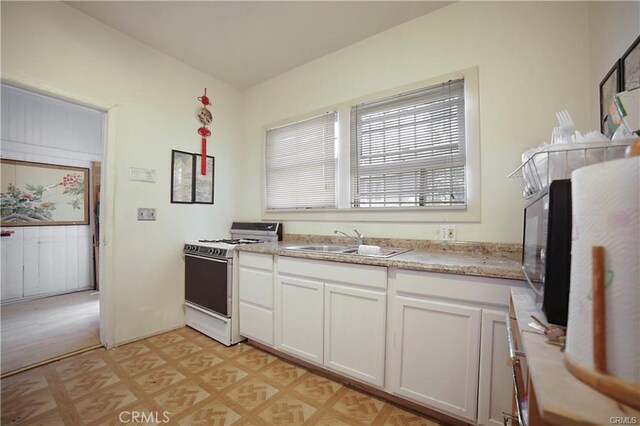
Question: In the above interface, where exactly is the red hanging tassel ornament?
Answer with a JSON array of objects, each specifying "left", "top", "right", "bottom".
[
  {"left": 198, "top": 126, "right": 211, "bottom": 173},
  {"left": 196, "top": 88, "right": 213, "bottom": 175}
]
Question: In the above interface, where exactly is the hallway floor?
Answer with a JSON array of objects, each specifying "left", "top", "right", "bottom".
[
  {"left": 1, "top": 327, "right": 441, "bottom": 425},
  {"left": 1, "top": 290, "right": 100, "bottom": 375}
]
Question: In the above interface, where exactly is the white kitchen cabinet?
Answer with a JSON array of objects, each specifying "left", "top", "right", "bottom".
[
  {"left": 275, "top": 256, "right": 387, "bottom": 382},
  {"left": 324, "top": 283, "right": 386, "bottom": 387},
  {"left": 478, "top": 309, "right": 512, "bottom": 426},
  {"left": 238, "top": 252, "right": 274, "bottom": 345},
  {"left": 275, "top": 275, "right": 324, "bottom": 365},
  {"left": 387, "top": 269, "right": 522, "bottom": 422},
  {"left": 388, "top": 294, "right": 481, "bottom": 421}
]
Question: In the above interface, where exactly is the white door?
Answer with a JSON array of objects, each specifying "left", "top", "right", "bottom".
[
  {"left": 324, "top": 284, "right": 386, "bottom": 387},
  {"left": 388, "top": 295, "right": 481, "bottom": 421},
  {"left": 478, "top": 309, "right": 512, "bottom": 426},
  {"left": 275, "top": 275, "right": 324, "bottom": 365}
]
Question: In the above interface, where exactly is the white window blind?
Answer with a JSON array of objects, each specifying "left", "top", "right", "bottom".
[
  {"left": 350, "top": 79, "right": 466, "bottom": 208},
  {"left": 266, "top": 112, "right": 337, "bottom": 209}
]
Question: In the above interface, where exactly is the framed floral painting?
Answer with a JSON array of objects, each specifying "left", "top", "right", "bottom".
[{"left": 0, "top": 159, "right": 89, "bottom": 226}]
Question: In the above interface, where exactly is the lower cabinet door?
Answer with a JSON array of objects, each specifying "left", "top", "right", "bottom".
[
  {"left": 478, "top": 309, "right": 512, "bottom": 426},
  {"left": 275, "top": 275, "right": 324, "bottom": 365},
  {"left": 324, "top": 284, "right": 386, "bottom": 387},
  {"left": 388, "top": 295, "right": 481, "bottom": 421}
]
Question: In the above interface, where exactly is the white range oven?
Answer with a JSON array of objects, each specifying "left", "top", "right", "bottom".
[{"left": 183, "top": 222, "right": 282, "bottom": 345}]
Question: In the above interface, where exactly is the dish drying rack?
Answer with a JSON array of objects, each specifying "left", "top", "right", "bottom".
[{"left": 508, "top": 140, "right": 634, "bottom": 200}]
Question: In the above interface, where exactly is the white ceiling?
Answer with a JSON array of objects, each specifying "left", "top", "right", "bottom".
[{"left": 67, "top": 1, "right": 452, "bottom": 90}]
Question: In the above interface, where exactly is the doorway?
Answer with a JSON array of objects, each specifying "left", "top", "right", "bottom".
[{"left": 0, "top": 83, "right": 105, "bottom": 375}]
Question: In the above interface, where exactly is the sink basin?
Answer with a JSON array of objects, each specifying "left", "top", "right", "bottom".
[
  {"left": 284, "top": 244, "right": 354, "bottom": 252},
  {"left": 283, "top": 244, "right": 410, "bottom": 258},
  {"left": 344, "top": 247, "right": 411, "bottom": 258}
]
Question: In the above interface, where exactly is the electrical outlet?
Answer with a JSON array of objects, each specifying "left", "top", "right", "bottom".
[
  {"left": 439, "top": 224, "right": 456, "bottom": 241},
  {"left": 137, "top": 208, "right": 156, "bottom": 221}
]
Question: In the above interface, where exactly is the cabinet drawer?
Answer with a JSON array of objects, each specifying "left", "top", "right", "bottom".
[
  {"left": 239, "top": 267, "right": 273, "bottom": 308},
  {"left": 239, "top": 252, "right": 273, "bottom": 271},
  {"left": 278, "top": 256, "right": 386, "bottom": 289},
  {"left": 390, "top": 268, "right": 521, "bottom": 307},
  {"left": 239, "top": 302, "right": 274, "bottom": 346}
]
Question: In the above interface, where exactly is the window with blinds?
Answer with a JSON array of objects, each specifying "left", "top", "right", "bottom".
[
  {"left": 265, "top": 112, "right": 337, "bottom": 209},
  {"left": 350, "top": 79, "right": 466, "bottom": 208}
]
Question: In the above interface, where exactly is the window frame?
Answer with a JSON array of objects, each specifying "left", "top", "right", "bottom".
[{"left": 261, "top": 67, "right": 480, "bottom": 223}]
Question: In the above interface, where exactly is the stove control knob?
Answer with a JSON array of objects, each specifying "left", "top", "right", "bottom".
[
  {"left": 208, "top": 248, "right": 214, "bottom": 254},
  {"left": 214, "top": 249, "right": 221, "bottom": 256}
]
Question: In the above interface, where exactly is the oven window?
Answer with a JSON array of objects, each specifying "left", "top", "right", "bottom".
[{"left": 185, "top": 255, "right": 229, "bottom": 317}]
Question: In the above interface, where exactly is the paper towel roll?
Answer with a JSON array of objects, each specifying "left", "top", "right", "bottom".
[{"left": 566, "top": 156, "right": 640, "bottom": 384}]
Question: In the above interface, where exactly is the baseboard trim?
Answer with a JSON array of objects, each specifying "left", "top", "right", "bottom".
[
  {"left": 107, "top": 323, "right": 185, "bottom": 349},
  {"left": 0, "top": 343, "right": 103, "bottom": 379},
  {"left": 247, "top": 339, "right": 470, "bottom": 426},
  {"left": 1, "top": 287, "right": 95, "bottom": 305}
]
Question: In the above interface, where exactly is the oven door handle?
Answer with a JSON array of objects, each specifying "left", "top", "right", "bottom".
[{"left": 184, "top": 253, "right": 229, "bottom": 263}]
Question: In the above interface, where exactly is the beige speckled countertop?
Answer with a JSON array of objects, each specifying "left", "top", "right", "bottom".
[{"left": 237, "top": 240, "right": 525, "bottom": 281}]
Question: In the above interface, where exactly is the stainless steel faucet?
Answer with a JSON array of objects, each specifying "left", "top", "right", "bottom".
[{"left": 334, "top": 229, "right": 364, "bottom": 246}]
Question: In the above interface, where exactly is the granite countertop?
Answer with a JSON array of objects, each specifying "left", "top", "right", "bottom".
[{"left": 237, "top": 241, "right": 525, "bottom": 281}]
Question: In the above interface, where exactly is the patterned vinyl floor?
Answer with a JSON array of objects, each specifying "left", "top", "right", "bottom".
[{"left": 1, "top": 327, "right": 442, "bottom": 425}]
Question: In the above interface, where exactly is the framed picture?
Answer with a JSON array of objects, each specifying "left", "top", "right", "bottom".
[
  {"left": 194, "top": 155, "right": 215, "bottom": 204},
  {"left": 621, "top": 34, "right": 640, "bottom": 91},
  {"left": 0, "top": 159, "right": 89, "bottom": 226},
  {"left": 599, "top": 60, "right": 622, "bottom": 134},
  {"left": 171, "top": 150, "right": 195, "bottom": 203}
]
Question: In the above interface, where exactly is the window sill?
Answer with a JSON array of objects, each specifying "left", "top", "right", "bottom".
[{"left": 262, "top": 205, "right": 480, "bottom": 223}]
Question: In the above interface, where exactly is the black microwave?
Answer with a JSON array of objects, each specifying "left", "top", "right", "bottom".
[{"left": 522, "top": 180, "right": 572, "bottom": 326}]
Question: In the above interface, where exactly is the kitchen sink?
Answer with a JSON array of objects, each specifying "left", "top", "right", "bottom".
[
  {"left": 283, "top": 244, "right": 410, "bottom": 258},
  {"left": 284, "top": 244, "right": 354, "bottom": 252}
]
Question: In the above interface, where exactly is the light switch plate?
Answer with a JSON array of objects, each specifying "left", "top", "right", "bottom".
[{"left": 137, "top": 208, "right": 156, "bottom": 221}]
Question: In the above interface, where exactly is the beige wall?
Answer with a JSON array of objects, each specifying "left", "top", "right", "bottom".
[
  {"left": 1, "top": 2, "right": 243, "bottom": 346},
  {"left": 238, "top": 1, "right": 592, "bottom": 244},
  {"left": 588, "top": 1, "right": 640, "bottom": 128},
  {"left": 3, "top": 1, "right": 634, "bottom": 345}
]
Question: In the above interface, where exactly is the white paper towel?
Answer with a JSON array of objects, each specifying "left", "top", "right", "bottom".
[{"left": 566, "top": 156, "right": 640, "bottom": 384}]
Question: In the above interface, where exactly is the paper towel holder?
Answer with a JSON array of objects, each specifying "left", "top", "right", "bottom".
[
  {"left": 564, "top": 246, "right": 640, "bottom": 409},
  {"left": 625, "top": 138, "right": 640, "bottom": 157}
]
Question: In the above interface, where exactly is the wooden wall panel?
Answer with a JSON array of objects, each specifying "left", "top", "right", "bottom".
[
  {"left": 1, "top": 83, "right": 103, "bottom": 154},
  {"left": 22, "top": 229, "right": 40, "bottom": 298},
  {"left": 1, "top": 226, "right": 94, "bottom": 302},
  {"left": 1, "top": 228, "right": 24, "bottom": 299},
  {"left": 38, "top": 227, "right": 55, "bottom": 294},
  {"left": 1, "top": 83, "right": 103, "bottom": 302},
  {"left": 52, "top": 227, "right": 68, "bottom": 292},
  {"left": 78, "top": 228, "right": 92, "bottom": 292},
  {"left": 65, "top": 227, "right": 80, "bottom": 292}
]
